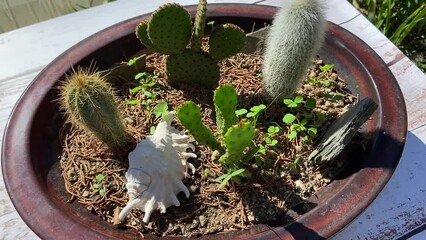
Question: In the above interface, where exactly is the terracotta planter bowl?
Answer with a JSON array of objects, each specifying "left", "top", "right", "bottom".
[{"left": 2, "top": 4, "right": 406, "bottom": 240}]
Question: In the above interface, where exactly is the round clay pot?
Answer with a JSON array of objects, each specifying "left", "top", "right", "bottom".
[{"left": 2, "top": 4, "right": 406, "bottom": 240}]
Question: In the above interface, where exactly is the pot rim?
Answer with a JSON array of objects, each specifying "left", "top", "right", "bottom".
[{"left": 2, "top": 3, "right": 407, "bottom": 240}]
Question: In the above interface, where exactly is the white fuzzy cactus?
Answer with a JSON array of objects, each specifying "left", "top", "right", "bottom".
[{"left": 262, "top": 0, "right": 326, "bottom": 102}]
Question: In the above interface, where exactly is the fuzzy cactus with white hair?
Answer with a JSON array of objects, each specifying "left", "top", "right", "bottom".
[{"left": 262, "top": 0, "right": 326, "bottom": 102}]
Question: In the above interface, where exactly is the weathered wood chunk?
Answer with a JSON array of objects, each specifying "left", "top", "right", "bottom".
[
  {"left": 241, "top": 26, "right": 270, "bottom": 55},
  {"left": 308, "top": 98, "right": 378, "bottom": 165}
]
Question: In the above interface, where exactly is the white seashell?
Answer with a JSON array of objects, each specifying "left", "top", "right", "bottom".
[{"left": 119, "top": 112, "right": 196, "bottom": 223}]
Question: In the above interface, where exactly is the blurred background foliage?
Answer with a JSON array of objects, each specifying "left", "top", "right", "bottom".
[{"left": 0, "top": 0, "right": 115, "bottom": 33}]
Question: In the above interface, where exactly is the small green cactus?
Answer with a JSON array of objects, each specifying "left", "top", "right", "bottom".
[
  {"left": 209, "top": 23, "right": 246, "bottom": 61},
  {"left": 191, "top": 0, "right": 207, "bottom": 50},
  {"left": 135, "top": 0, "right": 246, "bottom": 89},
  {"left": 262, "top": 0, "right": 326, "bottom": 102},
  {"left": 177, "top": 101, "right": 223, "bottom": 152},
  {"left": 147, "top": 3, "right": 192, "bottom": 55},
  {"left": 166, "top": 49, "right": 219, "bottom": 89},
  {"left": 177, "top": 84, "right": 256, "bottom": 168},
  {"left": 59, "top": 68, "right": 132, "bottom": 153},
  {"left": 213, "top": 84, "right": 238, "bottom": 137},
  {"left": 219, "top": 120, "right": 255, "bottom": 166}
]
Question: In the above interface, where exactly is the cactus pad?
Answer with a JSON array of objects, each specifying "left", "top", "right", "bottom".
[
  {"left": 148, "top": 3, "right": 192, "bottom": 55},
  {"left": 166, "top": 49, "right": 219, "bottom": 89},
  {"left": 191, "top": 0, "right": 207, "bottom": 50},
  {"left": 177, "top": 101, "right": 223, "bottom": 151},
  {"left": 213, "top": 84, "right": 239, "bottom": 138},
  {"left": 209, "top": 24, "right": 246, "bottom": 61},
  {"left": 219, "top": 121, "right": 255, "bottom": 166},
  {"left": 136, "top": 20, "right": 160, "bottom": 52},
  {"left": 59, "top": 69, "right": 132, "bottom": 153}
]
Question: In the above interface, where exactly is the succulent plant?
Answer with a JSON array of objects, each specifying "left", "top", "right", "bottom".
[
  {"left": 219, "top": 120, "right": 255, "bottom": 166},
  {"left": 262, "top": 0, "right": 326, "bottom": 102},
  {"left": 177, "top": 84, "right": 256, "bottom": 168},
  {"left": 177, "top": 101, "right": 223, "bottom": 152},
  {"left": 59, "top": 68, "right": 133, "bottom": 153},
  {"left": 135, "top": 0, "right": 246, "bottom": 89}
]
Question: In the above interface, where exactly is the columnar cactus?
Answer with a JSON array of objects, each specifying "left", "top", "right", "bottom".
[
  {"left": 135, "top": 0, "right": 246, "bottom": 89},
  {"left": 177, "top": 85, "right": 256, "bottom": 168},
  {"left": 262, "top": 0, "right": 326, "bottom": 102},
  {"left": 59, "top": 68, "right": 132, "bottom": 153}
]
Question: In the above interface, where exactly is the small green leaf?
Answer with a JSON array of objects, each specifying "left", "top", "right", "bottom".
[
  {"left": 305, "top": 98, "right": 317, "bottom": 108},
  {"left": 128, "top": 57, "right": 137, "bottom": 66},
  {"left": 294, "top": 95, "right": 303, "bottom": 103},
  {"left": 267, "top": 126, "right": 280, "bottom": 134},
  {"left": 320, "top": 64, "right": 335, "bottom": 72},
  {"left": 250, "top": 104, "right": 266, "bottom": 113},
  {"left": 152, "top": 101, "right": 168, "bottom": 119},
  {"left": 288, "top": 131, "right": 297, "bottom": 139},
  {"left": 125, "top": 99, "right": 140, "bottom": 105},
  {"left": 283, "top": 113, "right": 297, "bottom": 124},
  {"left": 283, "top": 99, "right": 293, "bottom": 106},
  {"left": 246, "top": 112, "right": 255, "bottom": 118},
  {"left": 95, "top": 174, "right": 104, "bottom": 182},
  {"left": 143, "top": 91, "right": 153, "bottom": 98},
  {"left": 93, "top": 183, "right": 100, "bottom": 189},
  {"left": 207, "top": 20, "right": 215, "bottom": 26},
  {"left": 99, "top": 189, "right": 105, "bottom": 196},
  {"left": 150, "top": 126, "right": 156, "bottom": 134},
  {"left": 235, "top": 108, "right": 248, "bottom": 116},
  {"left": 130, "top": 86, "right": 143, "bottom": 94},
  {"left": 308, "top": 127, "right": 318, "bottom": 135},
  {"left": 257, "top": 144, "right": 266, "bottom": 154}
]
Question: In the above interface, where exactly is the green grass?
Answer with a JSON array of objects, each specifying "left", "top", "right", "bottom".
[{"left": 351, "top": 0, "right": 426, "bottom": 72}]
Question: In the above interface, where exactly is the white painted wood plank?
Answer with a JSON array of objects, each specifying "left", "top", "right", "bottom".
[
  {"left": 389, "top": 57, "right": 426, "bottom": 131},
  {"left": 0, "top": 211, "right": 39, "bottom": 240},
  {"left": 258, "top": 0, "right": 361, "bottom": 25},
  {"left": 331, "top": 125, "right": 426, "bottom": 240}
]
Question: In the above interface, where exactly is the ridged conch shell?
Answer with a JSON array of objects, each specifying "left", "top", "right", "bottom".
[{"left": 119, "top": 112, "right": 196, "bottom": 223}]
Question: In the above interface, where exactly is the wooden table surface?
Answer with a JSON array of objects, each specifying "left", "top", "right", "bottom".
[{"left": 1, "top": 0, "right": 425, "bottom": 239}]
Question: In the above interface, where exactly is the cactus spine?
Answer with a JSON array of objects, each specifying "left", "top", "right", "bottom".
[
  {"left": 135, "top": 0, "right": 246, "bottom": 89},
  {"left": 59, "top": 68, "right": 132, "bottom": 153},
  {"left": 262, "top": 0, "right": 326, "bottom": 102}
]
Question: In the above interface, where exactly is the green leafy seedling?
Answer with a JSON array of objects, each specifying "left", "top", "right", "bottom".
[
  {"left": 93, "top": 173, "right": 105, "bottom": 196},
  {"left": 215, "top": 168, "right": 251, "bottom": 188},
  {"left": 288, "top": 157, "right": 301, "bottom": 169},
  {"left": 152, "top": 101, "right": 168, "bottom": 119},
  {"left": 265, "top": 125, "right": 280, "bottom": 146},
  {"left": 322, "top": 93, "right": 344, "bottom": 102},
  {"left": 320, "top": 64, "right": 335, "bottom": 72},
  {"left": 283, "top": 95, "right": 303, "bottom": 109}
]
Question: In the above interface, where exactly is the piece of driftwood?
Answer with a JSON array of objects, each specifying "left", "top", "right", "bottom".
[
  {"left": 241, "top": 26, "right": 270, "bottom": 55},
  {"left": 102, "top": 54, "right": 146, "bottom": 84},
  {"left": 308, "top": 97, "right": 378, "bottom": 165}
]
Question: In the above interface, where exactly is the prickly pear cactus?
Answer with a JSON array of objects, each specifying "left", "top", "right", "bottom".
[
  {"left": 213, "top": 84, "right": 238, "bottom": 137},
  {"left": 59, "top": 69, "right": 132, "bottom": 153},
  {"left": 177, "top": 101, "right": 223, "bottom": 151},
  {"left": 166, "top": 49, "right": 219, "bottom": 89},
  {"left": 136, "top": 20, "right": 160, "bottom": 52},
  {"left": 209, "top": 23, "right": 246, "bottom": 61},
  {"left": 135, "top": 0, "right": 246, "bottom": 89},
  {"left": 219, "top": 121, "right": 256, "bottom": 166},
  {"left": 262, "top": 0, "right": 326, "bottom": 101},
  {"left": 148, "top": 3, "right": 192, "bottom": 55},
  {"left": 191, "top": 0, "right": 207, "bottom": 50}
]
